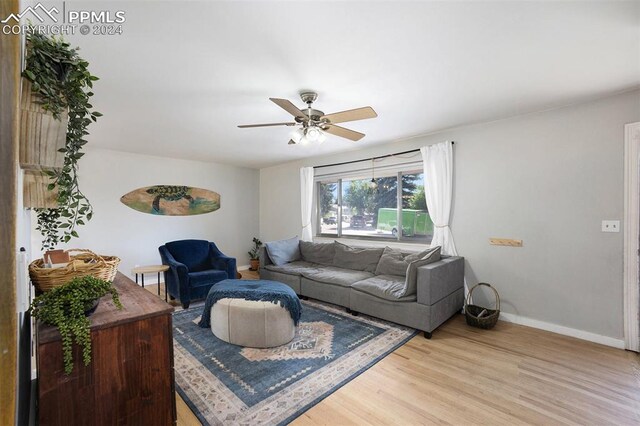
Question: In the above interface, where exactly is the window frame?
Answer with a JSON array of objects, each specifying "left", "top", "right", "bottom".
[{"left": 315, "top": 168, "right": 431, "bottom": 245}]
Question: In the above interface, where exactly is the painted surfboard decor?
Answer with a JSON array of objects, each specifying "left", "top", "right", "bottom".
[{"left": 120, "top": 185, "right": 221, "bottom": 216}]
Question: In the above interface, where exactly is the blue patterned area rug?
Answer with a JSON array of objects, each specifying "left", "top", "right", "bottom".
[{"left": 173, "top": 299, "right": 417, "bottom": 425}]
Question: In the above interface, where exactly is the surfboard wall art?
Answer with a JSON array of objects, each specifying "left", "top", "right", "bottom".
[{"left": 120, "top": 185, "right": 221, "bottom": 216}]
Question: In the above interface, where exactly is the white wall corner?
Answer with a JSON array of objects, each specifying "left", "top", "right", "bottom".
[{"left": 499, "top": 312, "right": 625, "bottom": 350}]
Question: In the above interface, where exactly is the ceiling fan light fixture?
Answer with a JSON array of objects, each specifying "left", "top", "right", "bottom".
[
  {"left": 239, "top": 92, "right": 377, "bottom": 146},
  {"left": 290, "top": 128, "right": 304, "bottom": 143},
  {"left": 305, "top": 126, "right": 321, "bottom": 142}
]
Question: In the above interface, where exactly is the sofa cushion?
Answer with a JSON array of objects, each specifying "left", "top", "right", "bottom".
[
  {"left": 189, "top": 270, "right": 228, "bottom": 287},
  {"left": 332, "top": 242, "right": 384, "bottom": 273},
  {"left": 374, "top": 247, "right": 408, "bottom": 276},
  {"left": 265, "top": 236, "right": 301, "bottom": 266},
  {"left": 300, "top": 266, "right": 374, "bottom": 287},
  {"left": 375, "top": 246, "right": 440, "bottom": 277},
  {"left": 165, "top": 239, "right": 211, "bottom": 272},
  {"left": 404, "top": 247, "right": 437, "bottom": 263},
  {"left": 351, "top": 275, "right": 417, "bottom": 302},
  {"left": 264, "top": 261, "right": 320, "bottom": 276},
  {"left": 299, "top": 241, "right": 335, "bottom": 266},
  {"left": 402, "top": 246, "right": 441, "bottom": 297}
]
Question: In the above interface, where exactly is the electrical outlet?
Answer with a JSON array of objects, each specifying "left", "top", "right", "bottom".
[{"left": 601, "top": 220, "right": 620, "bottom": 233}]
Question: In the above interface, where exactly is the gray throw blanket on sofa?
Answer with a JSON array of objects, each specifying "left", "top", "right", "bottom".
[{"left": 198, "top": 279, "right": 302, "bottom": 328}]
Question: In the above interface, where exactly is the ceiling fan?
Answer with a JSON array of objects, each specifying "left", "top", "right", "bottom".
[{"left": 238, "top": 91, "right": 377, "bottom": 145}]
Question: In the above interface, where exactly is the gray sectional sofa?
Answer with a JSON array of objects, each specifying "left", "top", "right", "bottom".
[{"left": 259, "top": 239, "right": 465, "bottom": 338}]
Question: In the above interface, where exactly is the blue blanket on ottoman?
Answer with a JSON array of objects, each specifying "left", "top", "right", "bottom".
[{"left": 198, "top": 279, "right": 302, "bottom": 328}]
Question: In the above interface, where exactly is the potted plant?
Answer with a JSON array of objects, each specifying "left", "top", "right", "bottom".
[
  {"left": 21, "top": 30, "right": 102, "bottom": 250},
  {"left": 247, "top": 237, "right": 263, "bottom": 271},
  {"left": 30, "top": 275, "right": 122, "bottom": 374}
]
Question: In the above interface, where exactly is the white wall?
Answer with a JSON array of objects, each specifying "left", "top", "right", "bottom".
[
  {"left": 16, "top": 170, "right": 31, "bottom": 310},
  {"left": 259, "top": 89, "right": 640, "bottom": 341},
  {"left": 32, "top": 148, "right": 260, "bottom": 283}
]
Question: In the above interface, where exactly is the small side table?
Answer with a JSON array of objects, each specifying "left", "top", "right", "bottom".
[{"left": 132, "top": 265, "right": 170, "bottom": 302}]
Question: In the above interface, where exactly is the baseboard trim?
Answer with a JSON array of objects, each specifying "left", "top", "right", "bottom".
[
  {"left": 237, "top": 264, "right": 250, "bottom": 271},
  {"left": 499, "top": 312, "right": 625, "bottom": 349}
]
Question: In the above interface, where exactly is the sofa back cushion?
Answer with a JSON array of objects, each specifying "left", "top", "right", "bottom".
[
  {"left": 401, "top": 246, "right": 441, "bottom": 297},
  {"left": 375, "top": 247, "right": 408, "bottom": 276},
  {"left": 265, "top": 236, "right": 301, "bottom": 266},
  {"left": 299, "top": 241, "right": 335, "bottom": 266},
  {"left": 165, "top": 239, "right": 211, "bottom": 272},
  {"left": 332, "top": 242, "right": 384, "bottom": 273},
  {"left": 375, "top": 246, "right": 438, "bottom": 277}
]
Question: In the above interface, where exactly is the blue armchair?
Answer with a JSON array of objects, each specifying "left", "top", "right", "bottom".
[{"left": 159, "top": 239, "right": 237, "bottom": 309}]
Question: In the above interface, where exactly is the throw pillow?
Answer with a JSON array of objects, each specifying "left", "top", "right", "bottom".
[
  {"left": 374, "top": 247, "right": 408, "bottom": 276},
  {"left": 265, "top": 236, "right": 301, "bottom": 266},
  {"left": 393, "top": 246, "right": 441, "bottom": 298},
  {"left": 299, "top": 240, "right": 336, "bottom": 266},
  {"left": 375, "top": 246, "right": 437, "bottom": 277},
  {"left": 332, "top": 241, "right": 384, "bottom": 273},
  {"left": 404, "top": 247, "right": 437, "bottom": 263}
]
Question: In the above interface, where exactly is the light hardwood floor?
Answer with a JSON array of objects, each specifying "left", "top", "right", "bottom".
[{"left": 144, "top": 274, "right": 640, "bottom": 425}]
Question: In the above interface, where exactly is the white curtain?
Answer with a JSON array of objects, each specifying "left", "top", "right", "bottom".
[
  {"left": 422, "top": 141, "right": 468, "bottom": 301},
  {"left": 300, "top": 167, "right": 314, "bottom": 241},
  {"left": 421, "top": 141, "right": 458, "bottom": 256}
]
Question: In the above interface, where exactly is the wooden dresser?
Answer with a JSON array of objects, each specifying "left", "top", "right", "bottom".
[{"left": 37, "top": 272, "right": 176, "bottom": 425}]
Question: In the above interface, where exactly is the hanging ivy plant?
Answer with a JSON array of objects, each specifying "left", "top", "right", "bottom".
[
  {"left": 30, "top": 276, "right": 122, "bottom": 374},
  {"left": 23, "top": 30, "right": 102, "bottom": 250}
]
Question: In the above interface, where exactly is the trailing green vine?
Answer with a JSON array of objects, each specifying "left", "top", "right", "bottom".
[
  {"left": 30, "top": 276, "right": 122, "bottom": 374},
  {"left": 23, "top": 30, "right": 101, "bottom": 250}
]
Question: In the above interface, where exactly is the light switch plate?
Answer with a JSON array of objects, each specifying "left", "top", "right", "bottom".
[{"left": 602, "top": 220, "right": 620, "bottom": 233}]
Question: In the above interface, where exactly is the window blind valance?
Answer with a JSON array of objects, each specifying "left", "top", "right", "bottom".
[{"left": 314, "top": 152, "right": 423, "bottom": 181}]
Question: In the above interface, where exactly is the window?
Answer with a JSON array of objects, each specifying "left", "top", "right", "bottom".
[
  {"left": 316, "top": 167, "right": 432, "bottom": 244},
  {"left": 318, "top": 181, "right": 338, "bottom": 235},
  {"left": 342, "top": 176, "right": 397, "bottom": 239},
  {"left": 399, "top": 172, "right": 431, "bottom": 243}
]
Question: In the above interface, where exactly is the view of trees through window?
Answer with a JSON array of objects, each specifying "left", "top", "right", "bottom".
[
  {"left": 318, "top": 171, "right": 433, "bottom": 243},
  {"left": 319, "top": 182, "right": 338, "bottom": 234}
]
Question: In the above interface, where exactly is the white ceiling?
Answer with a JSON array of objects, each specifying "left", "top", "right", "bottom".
[{"left": 51, "top": 1, "right": 640, "bottom": 168}]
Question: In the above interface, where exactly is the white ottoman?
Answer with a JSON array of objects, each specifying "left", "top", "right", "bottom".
[{"left": 210, "top": 298, "right": 296, "bottom": 348}]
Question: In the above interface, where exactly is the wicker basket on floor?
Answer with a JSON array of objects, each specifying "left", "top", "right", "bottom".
[
  {"left": 465, "top": 283, "right": 500, "bottom": 329},
  {"left": 29, "top": 249, "right": 120, "bottom": 292}
]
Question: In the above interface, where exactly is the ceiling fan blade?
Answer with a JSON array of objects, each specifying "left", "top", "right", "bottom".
[
  {"left": 270, "top": 98, "right": 306, "bottom": 118},
  {"left": 324, "top": 124, "right": 365, "bottom": 141},
  {"left": 238, "top": 122, "right": 296, "bottom": 128},
  {"left": 322, "top": 106, "right": 377, "bottom": 124}
]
